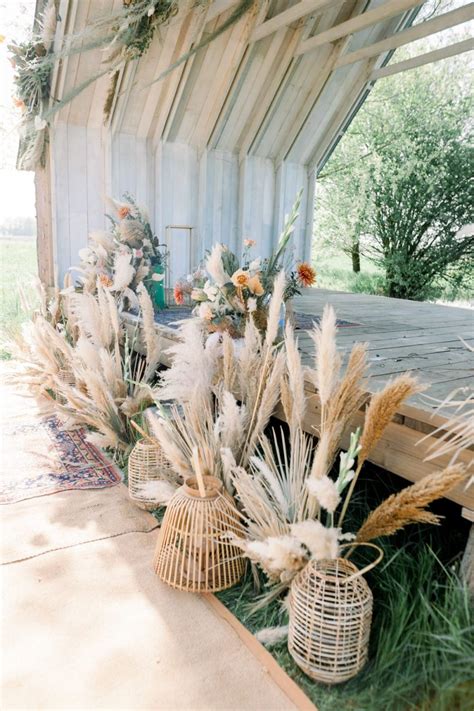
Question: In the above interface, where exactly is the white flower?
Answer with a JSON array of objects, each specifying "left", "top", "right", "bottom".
[
  {"left": 306, "top": 476, "right": 340, "bottom": 513},
  {"left": 247, "top": 297, "right": 257, "bottom": 313},
  {"left": 204, "top": 280, "right": 219, "bottom": 301},
  {"left": 152, "top": 272, "right": 164, "bottom": 282},
  {"left": 198, "top": 303, "right": 214, "bottom": 321},
  {"left": 249, "top": 257, "right": 261, "bottom": 272},
  {"left": 78, "top": 247, "right": 93, "bottom": 263},
  {"left": 147, "top": 4, "right": 155, "bottom": 16},
  {"left": 34, "top": 115, "right": 47, "bottom": 131},
  {"left": 245, "top": 536, "right": 306, "bottom": 576},
  {"left": 290, "top": 520, "right": 340, "bottom": 561}
]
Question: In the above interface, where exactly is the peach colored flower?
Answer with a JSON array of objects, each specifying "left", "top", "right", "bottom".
[
  {"left": 118, "top": 205, "right": 130, "bottom": 219},
  {"left": 13, "top": 97, "right": 25, "bottom": 111},
  {"left": 244, "top": 238, "right": 256, "bottom": 247},
  {"left": 297, "top": 262, "right": 316, "bottom": 287},
  {"left": 174, "top": 283, "right": 185, "bottom": 305},
  {"left": 231, "top": 269, "right": 250, "bottom": 288},
  {"left": 98, "top": 273, "right": 113, "bottom": 288},
  {"left": 247, "top": 274, "right": 264, "bottom": 296}
]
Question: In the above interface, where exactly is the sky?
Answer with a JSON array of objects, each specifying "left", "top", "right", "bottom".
[{"left": 0, "top": 0, "right": 36, "bottom": 221}]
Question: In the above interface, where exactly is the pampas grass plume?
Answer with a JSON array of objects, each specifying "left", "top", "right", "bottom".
[{"left": 356, "top": 464, "right": 467, "bottom": 542}]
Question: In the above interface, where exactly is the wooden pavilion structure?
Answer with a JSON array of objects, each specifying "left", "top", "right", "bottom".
[{"left": 35, "top": 0, "right": 473, "bottom": 521}]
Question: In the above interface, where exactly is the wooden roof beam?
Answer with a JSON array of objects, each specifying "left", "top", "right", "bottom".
[
  {"left": 371, "top": 37, "right": 474, "bottom": 78},
  {"left": 296, "top": 0, "right": 423, "bottom": 55},
  {"left": 335, "top": 2, "right": 474, "bottom": 68},
  {"left": 251, "top": 0, "right": 344, "bottom": 42}
]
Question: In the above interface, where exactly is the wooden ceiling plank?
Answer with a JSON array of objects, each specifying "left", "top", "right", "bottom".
[
  {"left": 251, "top": 0, "right": 344, "bottom": 42},
  {"left": 296, "top": 0, "right": 423, "bottom": 56},
  {"left": 199, "top": 0, "right": 269, "bottom": 149},
  {"left": 160, "top": 5, "right": 211, "bottom": 143},
  {"left": 371, "top": 36, "right": 474, "bottom": 79},
  {"left": 207, "top": 0, "right": 241, "bottom": 23},
  {"left": 216, "top": 28, "right": 289, "bottom": 150},
  {"left": 153, "top": 5, "right": 219, "bottom": 146},
  {"left": 335, "top": 3, "right": 474, "bottom": 68},
  {"left": 136, "top": 4, "right": 194, "bottom": 140}
]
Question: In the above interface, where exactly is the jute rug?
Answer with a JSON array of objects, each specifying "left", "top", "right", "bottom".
[{"left": 0, "top": 416, "right": 121, "bottom": 505}]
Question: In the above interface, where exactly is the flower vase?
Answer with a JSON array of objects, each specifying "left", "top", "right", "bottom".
[{"left": 148, "top": 262, "right": 166, "bottom": 310}]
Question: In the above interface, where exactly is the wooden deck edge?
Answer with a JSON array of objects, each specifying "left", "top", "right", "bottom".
[{"left": 203, "top": 593, "right": 318, "bottom": 711}]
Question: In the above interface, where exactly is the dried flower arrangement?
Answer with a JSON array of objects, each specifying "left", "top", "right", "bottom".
[
  {"left": 221, "top": 306, "right": 468, "bottom": 608},
  {"left": 77, "top": 193, "right": 168, "bottom": 311},
  {"left": 13, "top": 281, "right": 162, "bottom": 454},
  {"left": 173, "top": 192, "right": 316, "bottom": 338},
  {"left": 147, "top": 271, "right": 289, "bottom": 493}
]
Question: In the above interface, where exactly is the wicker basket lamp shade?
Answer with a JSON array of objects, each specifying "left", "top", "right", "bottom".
[
  {"left": 153, "top": 475, "right": 245, "bottom": 593},
  {"left": 128, "top": 439, "right": 174, "bottom": 511},
  {"left": 288, "top": 544, "right": 383, "bottom": 685}
]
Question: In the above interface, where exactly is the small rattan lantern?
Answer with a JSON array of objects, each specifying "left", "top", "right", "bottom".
[
  {"left": 153, "top": 475, "right": 245, "bottom": 593},
  {"left": 288, "top": 544, "right": 383, "bottom": 685},
  {"left": 128, "top": 438, "right": 174, "bottom": 511}
]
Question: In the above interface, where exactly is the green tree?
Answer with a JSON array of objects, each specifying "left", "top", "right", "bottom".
[{"left": 315, "top": 36, "right": 473, "bottom": 300}]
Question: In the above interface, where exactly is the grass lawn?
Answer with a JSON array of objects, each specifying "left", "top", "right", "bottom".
[
  {"left": 0, "top": 236, "right": 38, "bottom": 358},
  {"left": 315, "top": 252, "right": 474, "bottom": 304}
]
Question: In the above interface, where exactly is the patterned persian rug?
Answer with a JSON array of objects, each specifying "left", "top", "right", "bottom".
[
  {"left": 0, "top": 416, "right": 122, "bottom": 505},
  {"left": 153, "top": 307, "right": 359, "bottom": 330}
]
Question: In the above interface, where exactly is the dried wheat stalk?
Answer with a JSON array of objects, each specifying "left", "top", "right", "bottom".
[{"left": 356, "top": 464, "right": 467, "bottom": 543}]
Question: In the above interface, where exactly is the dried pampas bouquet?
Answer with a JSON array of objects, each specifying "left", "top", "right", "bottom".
[
  {"left": 147, "top": 272, "right": 288, "bottom": 496},
  {"left": 225, "top": 306, "right": 468, "bottom": 610}
]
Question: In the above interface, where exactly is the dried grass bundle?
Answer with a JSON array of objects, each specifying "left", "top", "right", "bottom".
[
  {"left": 359, "top": 374, "right": 425, "bottom": 466},
  {"left": 356, "top": 465, "right": 468, "bottom": 543}
]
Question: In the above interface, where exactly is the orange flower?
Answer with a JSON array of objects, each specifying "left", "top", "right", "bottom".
[
  {"left": 98, "top": 273, "right": 113, "bottom": 288},
  {"left": 174, "top": 283, "right": 185, "bottom": 305},
  {"left": 247, "top": 274, "right": 264, "bottom": 296},
  {"left": 118, "top": 205, "right": 130, "bottom": 219},
  {"left": 13, "top": 97, "right": 25, "bottom": 111},
  {"left": 244, "top": 238, "right": 256, "bottom": 247},
  {"left": 231, "top": 269, "right": 250, "bottom": 288},
  {"left": 297, "top": 262, "right": 316, "bottom": 287}
]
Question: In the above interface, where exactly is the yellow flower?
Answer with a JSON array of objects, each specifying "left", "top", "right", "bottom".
[
  {"left": 247, "top": 274, "right": 264, "bottom": 296},
  {"left": 231, "top": 269, "right": 250, "bottom": 288},
  {"left": 0, "top": 35, "right": 6, "bottom": 44}
]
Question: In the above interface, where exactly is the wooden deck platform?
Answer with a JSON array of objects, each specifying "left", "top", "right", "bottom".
[{"left": 126, "top": 288, "right": 474, "bottom": 518}]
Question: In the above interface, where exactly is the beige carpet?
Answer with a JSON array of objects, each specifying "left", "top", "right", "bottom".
[
  {"left": 1, "top": 367, "right": 300, "bottom": 710},
  {"left": 1, "top": 484, "right": 158, "bottom": 564}
]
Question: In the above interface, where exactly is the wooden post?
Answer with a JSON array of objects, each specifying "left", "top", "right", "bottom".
[{"left": 34, "top": 146, "right": 55, "bottom": 287}]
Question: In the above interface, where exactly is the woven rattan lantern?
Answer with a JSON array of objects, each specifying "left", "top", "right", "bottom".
[
  {"left": 288, "top": 544, "right": 383, "bottom": 684},
  {"left": 128, "top": 438, "right": 174, "bottom": 511},
  {"left": 153, "top": 475, "right": 245, "bottom": 593}
]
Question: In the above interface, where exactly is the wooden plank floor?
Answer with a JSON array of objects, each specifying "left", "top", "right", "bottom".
[
  {"left": 126, "top": 288, "right": 474, "bottom": 515},
  {"left": 294, "top": 288, "right": 474, "bottom": 423}
]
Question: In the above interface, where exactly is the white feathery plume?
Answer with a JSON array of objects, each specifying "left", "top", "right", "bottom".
[
  {"left": 284, "top": 322, "right": 306, "bottom": 428},
  {"left": 255, "top": 626, "right": 289, "bottom": 646},
  {"left": 205, "top": 244, "right": 229, "bottom": 287},
  {"left": 157, "top": 319, "right": 215, "bottom": 403},
  {"left": 134, "top": 479, "right": 178, "bottom": 504},
  {"left": 306, "top": 476, "right": 340, "bottom": 513},
  {"left": 309, "top": 304, "right": 341, "bottom": 407},
  {"left": 265, "top": 271, "right": 286, "bottom": 346},
  {"left": 290, "top": 520, "right": 340, "bottom": 560},
  {"left": 40, "top": 0, "right": 57, "bottom": 51},
  {"left": 89, "top": 230, "right": 115, "bottom": 253},
  {"left": 137, "top": 283, "right": 161, "bottom": 369},
  {"left": 110, "top": 252, "right": 135, "bottom": 291}
]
